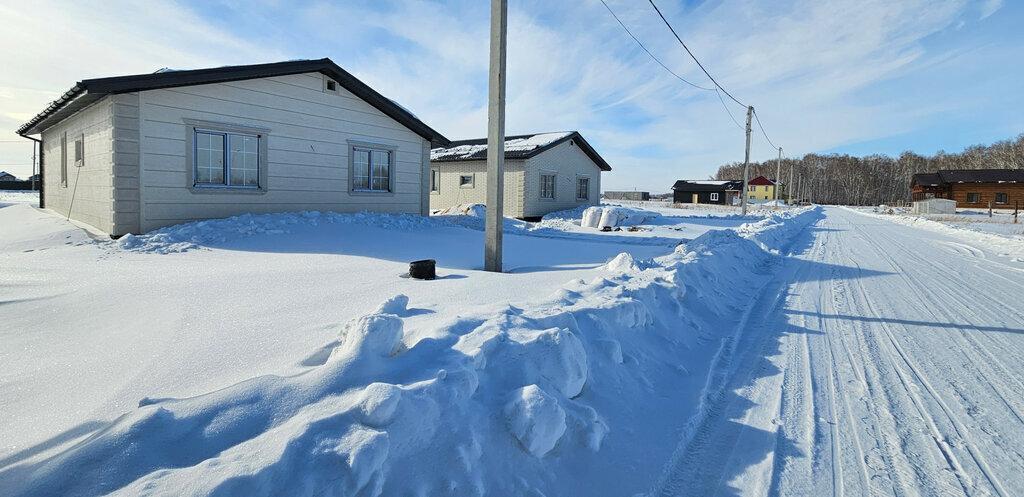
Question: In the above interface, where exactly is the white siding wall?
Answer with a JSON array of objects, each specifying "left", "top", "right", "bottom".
[
  {"left": 428, "top": 160, "right": 525, "bottom": 217},
  {"left": 40, "top": 97, "right": 118, "bottom": 233},
  {"left": 136, "top": 72, "right": 428, "bottom": 232},
  {"left": 522, "top": 139, "right": 602, "bottom": 218}
]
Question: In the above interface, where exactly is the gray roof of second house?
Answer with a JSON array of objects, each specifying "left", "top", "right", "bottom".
[
  {"left": 17, "top": 58, "right": 450, "bottom": 147},
  {"left": 911, "top": 173, "right": 942, "bottom": 187},
  {"left": 671, "top": 180, "right": 744, "bottom": 192},
  {"left": 430, "top": 131, "right": 611, "bottom": 171}
]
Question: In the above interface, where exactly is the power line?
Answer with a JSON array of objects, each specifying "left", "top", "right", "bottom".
[
  {"left": 647, "top": 0, "right": 747, "bottom": 109},
  {"left": 716, "top": 89, "right": 744, "bottom": 131},
  {"left": 598, "top": 0, "right": 715, "bottom": 91},
  {"left": 752, "top": 109, "right": 778, "bottom": 150}
]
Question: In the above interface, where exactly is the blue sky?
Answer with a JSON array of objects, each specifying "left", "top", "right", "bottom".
[{"left": 1, "top": 0, "right": 1020, "bottom": 191}]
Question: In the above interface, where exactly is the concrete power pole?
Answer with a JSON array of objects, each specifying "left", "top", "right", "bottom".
[
  {"left": 774, "top": 146, "right": 782, "bottom": 204},
  {"left": 788, "top": 162, "right": 793, "bottom": 206},
  {"left": 484, "top": 0, "right": 507, "bottom": 273},
  {"left": 740, "top": 106, "right": 753, "bottom": 216}
]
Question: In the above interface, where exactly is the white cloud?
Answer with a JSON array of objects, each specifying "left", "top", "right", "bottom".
[{"left": 980, "top": 0, "right": 1003, "bottom": 19}]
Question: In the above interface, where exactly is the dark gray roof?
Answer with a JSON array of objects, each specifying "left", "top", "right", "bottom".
[
  {"left": 671, "top": 180, "right": 743, "bottom": 192},
  {"left": 17, "top": 58, "right": 450, "bottom": 146},
  {"left": 936, "top": 169, "right": 1024, "bottom": 184},
  {"left": 911, "top": 173, "right": 942, "bottom": 187},
  {"left": 430, "top": 131, "right": 611, "bottom": 171}
]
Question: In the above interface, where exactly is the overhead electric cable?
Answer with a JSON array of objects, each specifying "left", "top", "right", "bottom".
[
  {"left": 716, "top": 89, "right": 744, "bottom": 131},
  {"left": 598, "top": 0, "right": 715, "bottom": 91},
  {"left": 647, "top": 0, "right": 747, "bottom": 108},
  {"left": 752, "top": 109, "right": 778, "bottom": 150}
]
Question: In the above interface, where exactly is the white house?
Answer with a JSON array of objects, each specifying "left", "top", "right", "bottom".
[
  {"left": 429, "top": 131, "right": 610, "bottom": 219},
  {"left": 16, "top": 58, "right": 449, "bottom": 236}
]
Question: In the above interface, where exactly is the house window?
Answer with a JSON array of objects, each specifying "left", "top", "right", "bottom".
[
  {"left": 540, "top": 173, "right": 556, "bottom": 200},
  {"left": 194, "top": 130, "right": 260, "bottom": 187},
  {"left": 748, "top": 185, "right": 756, "bottom": 192},
  {"left": 710, "top": 192, "right": 719, "bottom": 201},
  {"left": 459, "top": 174, "right": 474, "bottom": 188},
  {"left": 74, "top": 135, "right": 84, "bottom": 167},
  {"left": 576, "top": 177, "right": 590, "bottom": 200},
  {"left": 60, "top": 132, "right": 67, "bottom": 187},
  {"left": 430, "top": 168, "right": 440, "bottom": 193},
  {"left": 352, "top": 147, "right": 391, "bottom": 192},
  {"left": 996, "top": 193, "right": 1008, "bottom": 204},
  {"left": 966, "top": 192, "right": 980, "bottom": 203}
]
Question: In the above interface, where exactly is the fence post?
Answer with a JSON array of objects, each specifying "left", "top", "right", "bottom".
[{"left": 989, "top": 201, "right": 993, "bottom": 218}]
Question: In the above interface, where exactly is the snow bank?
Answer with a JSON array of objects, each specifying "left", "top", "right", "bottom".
[
  {"left": 2, "top": 207, "right": 823, "bottom": 496},
  {"left": 846, "top": 207, "right": 1024, "bottom": 260},
  {"left": 117, "top": 211, "right": 450, "bottom": 254}
]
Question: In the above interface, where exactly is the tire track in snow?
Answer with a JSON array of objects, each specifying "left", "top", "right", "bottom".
[{"left": 851, "top": 215, "right": 1011, "bottom": 497}]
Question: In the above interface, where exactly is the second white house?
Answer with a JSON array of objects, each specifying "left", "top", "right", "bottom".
[{"left": 429, "top": 131, "right": 611, "bottom": 220}]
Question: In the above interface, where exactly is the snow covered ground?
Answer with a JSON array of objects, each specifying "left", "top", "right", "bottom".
[
  {"left": 1, "top": 199, "right": 798, "bottom": 496},
  {"left": 5, "top": 199, "right": 1022, "bottom": 496},
  {"left": 848, "top": 206, "right": 1024, "bottom": 261}
]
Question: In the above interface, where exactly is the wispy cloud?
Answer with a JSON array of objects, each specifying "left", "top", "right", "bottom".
[{"left": 2, "top": 0, "right": 1018, "bottom": 191}]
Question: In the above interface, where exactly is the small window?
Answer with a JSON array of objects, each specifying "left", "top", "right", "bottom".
[
  {"left": 540, "top": 173, "right": 556, "bottom": 200},
  {"left": 459, "top": 174, "right": 474, "bottom": 188},
  {"left": 710, "top": 192, "right": 719, "bottom": 201},
  {"left": 430, "top": 168, "right": 440, "bottom": 193},
  {"left": 995, "top": 193, "right": 1008, "bottom": 204},
  {"left": 748, "top": 185, "right": 755, "bottom": 192},
  {"left": 576, "top": 177, "right": 590, "bottom": 200},
  {"left": 74, "top": 135, "right": 84, "bottom": 167},
  {"left": 60, "top": 132, "right": 68, "bottom": 187},
  {"left": 194, "top": 130, "right": 260, "bottom": 188},
  {"left": 966, "top": 193, "right": 980, "bottom": 203},
  {"left": 326, "top": 80, "right": 337, "bottom": 92}
]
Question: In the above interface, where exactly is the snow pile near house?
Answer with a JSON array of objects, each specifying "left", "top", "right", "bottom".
[
  {"left": 2, "top": 208, "right": 821, "bottom": 496},
  {"left": 432, "top": 203, "right": 486, "bottom": 217},
  {"left": 118, "top": 211, "right": 450, "bottom": 254},
  {"left": 580, "top": 205, "right": 661, "bottom": 229}
]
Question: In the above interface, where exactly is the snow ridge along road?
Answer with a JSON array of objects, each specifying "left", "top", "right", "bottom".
[{"left": 653, "top": 207, "right": 1024, "bottom": 497}]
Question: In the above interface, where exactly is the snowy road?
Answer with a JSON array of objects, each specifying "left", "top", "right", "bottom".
[{"left": 657, "top": 207, "right": 1024, "bottom": 496}]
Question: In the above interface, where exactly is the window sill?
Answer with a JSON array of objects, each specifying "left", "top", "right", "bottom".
[
  {"left": 190, "top": 185, "right": 267, "bottom": 194},
  {"left": 350, "top": 189, "right": 395, "bottom": 196}
]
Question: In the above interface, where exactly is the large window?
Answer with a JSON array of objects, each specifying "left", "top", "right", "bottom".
[
  {"left": 194, "top": 130, "right": 260, "bottom": 188},
  {"left": 966, "top": 192, "right": 980, "bottom": 203},
  {"left": 576, "top": 177, "right": 590, "bottom": 200},
  {"left": 996, "top": 193, "right": 1008, "bottom": 204},
  {"left": 540, "top": 173, "right": 556, "bottom": 200},
  {"left": 352, "top": 147, "right": 391, "bottom": 192},
  {"left": 430, "top": 168, "right": 440, "bottom": 193}
]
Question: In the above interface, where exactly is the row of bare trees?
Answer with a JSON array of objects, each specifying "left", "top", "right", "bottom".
[{"left": 714, "top": 134, "right": 1024, "bottom": 205}]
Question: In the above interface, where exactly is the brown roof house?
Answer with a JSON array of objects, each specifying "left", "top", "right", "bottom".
[
  {"left": 911, "top": 169, "right": 1024, "bottom": 208},
  {"left": 16, "top": 58, "right": 450, "bottom": 236}
]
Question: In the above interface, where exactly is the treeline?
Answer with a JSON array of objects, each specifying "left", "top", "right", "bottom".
[{"left": 714, "top": 133, "right": 1024, "bottom": 205}]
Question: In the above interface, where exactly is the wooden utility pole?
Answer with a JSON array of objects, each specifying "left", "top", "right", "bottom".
[
  {"left": 788, "top": 162, "right": 793, "bottom": 205},
  {"left": 774, "top": 146, "right": 782, "bottom": 205},
  {"left": 484, "top": 0, "right": 507, "bottom": 272},
  {"left": 741, "top": 106, "right": 753, "bottom": 216}
]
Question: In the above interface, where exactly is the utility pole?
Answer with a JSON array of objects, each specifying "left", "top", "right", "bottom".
[
  {"left": 740, "top": 105, "right": 753, "bottom": 216},
  {"left": 484, "top": 0, "right": 507, "bottom": 272},
  {"left": 774, "top": 146, "right": 782, "bottom": 205},
  {"left": 788, "top": 162, "right": 793, "bottom": 206}
]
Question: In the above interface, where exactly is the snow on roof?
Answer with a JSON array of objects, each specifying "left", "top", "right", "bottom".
[{"left": 431, "top": 132, "right": 572, "bottom": 161}]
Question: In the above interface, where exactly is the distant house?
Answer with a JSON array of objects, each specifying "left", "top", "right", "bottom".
[
  {"left": 0, "top": 171, "right": 16, "bottom": 181},
  {"left": 745, "top": 176, "right": 776, "bottom": 202},
  {"left": 604, "top": 191, "right": 650, "bottom": 201},
  {"left": 911, "top": 169, "right": 1024, "bottom": 207},
  {"left": 671, "top": 180, "right": 743, "bottom": 205},
  {"left": 16, "top": 58, "right": 449, "bottom": 236},
  {"left": 429, "top": 131, "right": 610, "bottom": 219}
]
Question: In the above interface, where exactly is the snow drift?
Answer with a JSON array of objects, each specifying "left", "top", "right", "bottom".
[{"left": 1, "top": 207, "right": 822, "bottom": 496}]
